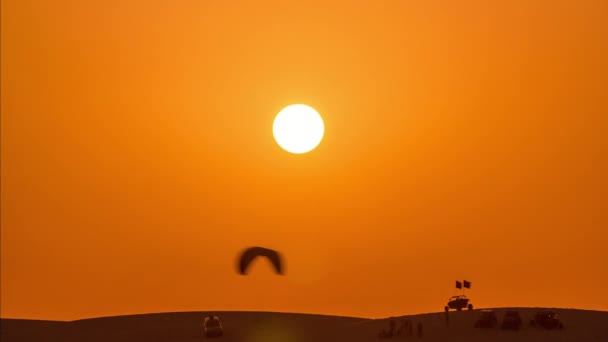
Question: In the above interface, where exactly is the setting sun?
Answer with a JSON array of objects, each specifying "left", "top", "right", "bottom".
[
  {"left": 2, "top": 0, "right": 607, "bottom": 329},
  {"left": 273, "top": 104, "right": 325, "bottom": 154}
]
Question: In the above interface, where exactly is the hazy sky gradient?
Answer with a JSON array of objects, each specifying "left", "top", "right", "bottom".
[{"left": 2, "top": 0, "right": 607, "bottom": 320}]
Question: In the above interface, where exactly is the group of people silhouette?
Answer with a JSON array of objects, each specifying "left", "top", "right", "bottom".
[{"left": 379, "top": 318, "right": 423, "bottom": 339}]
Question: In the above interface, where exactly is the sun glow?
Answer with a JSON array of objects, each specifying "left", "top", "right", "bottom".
[{"left": 273, "top": 104, "right": 325, "bottom": 154}]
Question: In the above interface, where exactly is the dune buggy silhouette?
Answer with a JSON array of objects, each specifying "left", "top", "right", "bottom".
[
  {"left": 203, "top": 315, "right": 223, "bottom": 338},
  {"left": 474, "top": 309, "right": 498, "bottom": 328},
  {"left": 530, "top": 310, "right": 564, "bottom": 329},
  {"left": 444, "top": 295, "right": 474, "bottom": 312},
  {"left": 501, "top": 310, "right": 523, "bottom": 330}
]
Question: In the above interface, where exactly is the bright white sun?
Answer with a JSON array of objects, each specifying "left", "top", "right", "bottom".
[{"left": 273, "top": 104, "right": 324, "bottom": 154}]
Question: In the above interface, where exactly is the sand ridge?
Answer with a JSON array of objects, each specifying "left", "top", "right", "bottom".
[{"left": 2, "top": 308, "right": 607, "bottom": 341}]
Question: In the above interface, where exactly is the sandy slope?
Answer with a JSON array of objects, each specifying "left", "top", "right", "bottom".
[{"left": 2, "top": 308, "right": 607, "bottom": 342}]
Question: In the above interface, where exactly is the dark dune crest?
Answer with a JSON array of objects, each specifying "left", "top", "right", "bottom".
[{"left": 2, "top": 308, "right": 607, "bottom": 342}]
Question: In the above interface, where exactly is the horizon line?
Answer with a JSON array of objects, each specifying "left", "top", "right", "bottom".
[{"left": 2, "top": 306, "right": 606, "bottom": 322}]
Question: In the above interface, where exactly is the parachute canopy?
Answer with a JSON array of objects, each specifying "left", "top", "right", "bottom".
[{"left": 237, "top": 246, "right": 284, "bottom": 275}]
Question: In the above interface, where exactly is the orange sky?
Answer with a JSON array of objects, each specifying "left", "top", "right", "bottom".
[{"left": 1, "top": 0, "right": 607, "bottom": 320}]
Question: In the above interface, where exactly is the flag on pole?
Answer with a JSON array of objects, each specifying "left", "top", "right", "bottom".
[
  {"left": 463, "top": 280, "right": 471, "bottom": 289},
  {"left": 456, "top": 281, "right": 462, "bottom": 289}
]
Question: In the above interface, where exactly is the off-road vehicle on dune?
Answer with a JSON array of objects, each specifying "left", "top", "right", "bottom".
[
  {"left": 474, "top": 310, "right": 498, "bottom": 328},
  {"left": 444, "top": 295, "right": 474, "bottom": 312},
  {"left": 501, "top": 310, "right": 523, "bottom": 330},
  {"left": 530, "top": 310, "right": 564, "bottom": 329},
  {"left": 203, "top": 315, "right": 224, "bottom": 338}
]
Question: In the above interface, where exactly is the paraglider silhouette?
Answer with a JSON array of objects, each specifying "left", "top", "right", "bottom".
[{"left": 237, "top": 246, "right": 284, "bottom": 275}]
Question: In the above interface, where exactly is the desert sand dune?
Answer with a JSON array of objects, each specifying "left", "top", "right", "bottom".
[{"left": 2, "top": 308, "right": 607, "bottom": 342}]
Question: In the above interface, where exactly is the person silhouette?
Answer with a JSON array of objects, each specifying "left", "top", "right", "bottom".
[{"left": 399, "top": 319, "right": 408, "bottom": 337}]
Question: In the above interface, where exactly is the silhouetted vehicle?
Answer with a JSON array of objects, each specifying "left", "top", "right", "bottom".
[
  {"left": 474, "top": 310, "right": 498, "bottom": 328},
  {"left": 501, "top": 310, "right": 523, "bottom": 330},
  {"left": 530, "top": 310, "right": 564, "bottom": 329},
  {"left": 444, "top": 295, "right": 474, "bottom": 311},
  {"left": 203, "top": 316, "right": 223, "bottom": 338}
]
